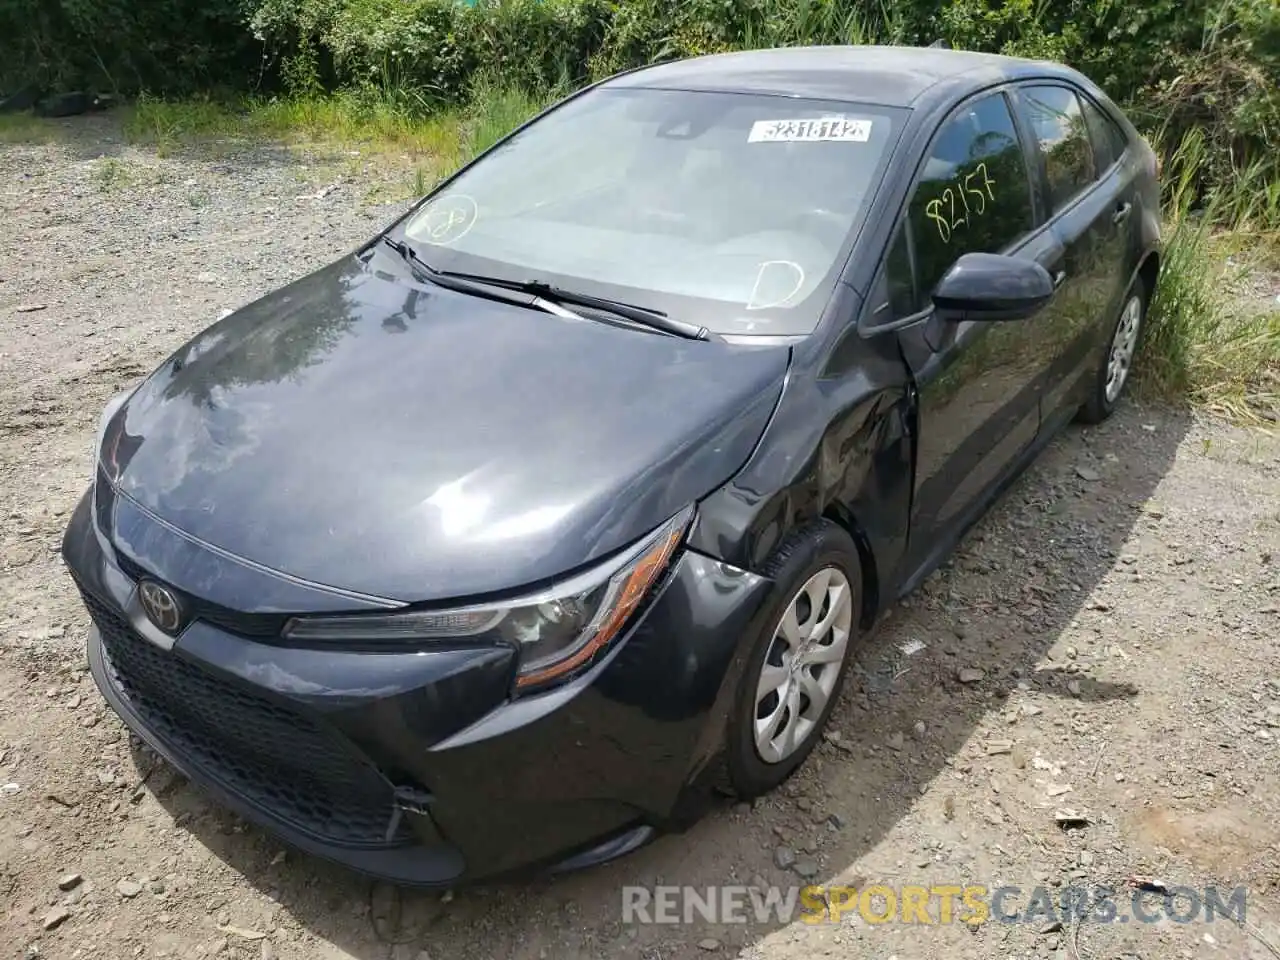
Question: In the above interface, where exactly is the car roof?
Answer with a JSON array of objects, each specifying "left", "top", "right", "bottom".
[{"left": 605, "top": 44, "right": 1083, "bottom": 110}]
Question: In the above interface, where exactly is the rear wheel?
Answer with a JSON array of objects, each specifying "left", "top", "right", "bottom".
[
  {"left": 719, "top": 521, "right": 861, "bottom": 798},
  {"left": 1078, "top": 278, "right": 1146, "bottom": 424}
]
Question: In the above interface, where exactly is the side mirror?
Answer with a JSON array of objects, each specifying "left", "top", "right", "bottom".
[{"left": 932, "top": 252, "right": 1055, "bottom": 322}]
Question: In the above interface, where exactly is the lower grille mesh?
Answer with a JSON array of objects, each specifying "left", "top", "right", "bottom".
[{"left": 82, "top": 588, "right": 411, "bottom": 848}]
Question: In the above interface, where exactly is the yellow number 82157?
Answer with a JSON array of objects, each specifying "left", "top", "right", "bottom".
[{"left": 924, "top": 161, "right": 998, "bottom": 244}]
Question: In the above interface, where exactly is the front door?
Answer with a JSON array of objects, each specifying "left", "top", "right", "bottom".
[{"left": 888, "top": 90, "right": 1059, "bottom": 578}]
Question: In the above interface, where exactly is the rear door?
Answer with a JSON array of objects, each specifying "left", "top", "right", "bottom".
[
  {"left": 1013, "top": 84, "right": 1132, "bottom": 424},
  {"left": 877, "top": 90, "right": 1064, "bottom": 577}
]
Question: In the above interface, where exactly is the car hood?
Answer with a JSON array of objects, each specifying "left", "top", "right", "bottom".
[{"left": 99, "top": 250, "right": 789, "bottom": 604}]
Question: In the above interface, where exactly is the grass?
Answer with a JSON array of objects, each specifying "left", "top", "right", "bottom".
[
  {"left": 92, "top": 156, "right": 139, "bottom": 191},
  {"left": 126, "top": 94, "right": 453, "bottom": 154},
  {"left": 464, "top": 76, "right": 551, "bottom": 155},
  {"left": 1141, "top": 129, "right": 1280, "bottom": 421},
  {"left": 0, "top": 110, "right": 61, "bottom": 143},
  {"left": 104, "top": 79, "right": 554, "bottom": 199},
  {"left": 115, "top": 77, "right": 551, "bottom": 179}
]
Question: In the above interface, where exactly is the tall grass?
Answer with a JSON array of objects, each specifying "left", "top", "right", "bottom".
[
  {"left": 123, "top": 91, "right": 464, "bottom": 157},
  {"left": 462, "top": 74, "right": 556, "bottom": 156},
  {"left": 114, "top": 79, "right": 551, "bottom": 199},
  {"left": 1143, "top": 129, "right": 1280, "bottom": 420},
  {"left": 0, "top": 110, "right": 61, "bottom": 143},
  {"left": 741, "top": 0, "right": 873, "bottom": 49},
  {"left": 117, "top": 78, "right": 550, "bottom": 191}
]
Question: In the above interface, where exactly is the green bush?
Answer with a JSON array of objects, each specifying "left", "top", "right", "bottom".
[
  {"left": 247, "top": 0, "right": 609, "bottom": 107},
  {"left": 0, "top": 0, "right": 263, "bottom": 93}
]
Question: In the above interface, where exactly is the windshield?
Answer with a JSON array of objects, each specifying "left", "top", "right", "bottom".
[{"left": 401, "top": 87, "right": 905, "bottom": 336}]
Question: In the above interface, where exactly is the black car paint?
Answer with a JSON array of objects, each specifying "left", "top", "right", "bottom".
[
  {"left": 931, "top": 253, "right": 1056, "bottom": 321},
  {"left": 690, "top": 61, "right": 1158, "bottom": 607},
  {"left": 69, "top": 485, "right": 777, "bottom": 882},
  {"left": 98, "top": 247, "right": 789, "bottom": 604},
  {"left": 63, "top": 46, "right": 1160, "bottom": 886}
]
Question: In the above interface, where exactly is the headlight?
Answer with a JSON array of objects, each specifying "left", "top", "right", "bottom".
[{"left": 283, "top": 505, "right": 694, "bottom": 691}]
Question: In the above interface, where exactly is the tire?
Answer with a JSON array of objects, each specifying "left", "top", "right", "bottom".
[
  {"left": 1077, "top": 276, "right": 1147, "bottom": 424},
  {"left": 717, "top": 520, "right": 862, "bottom": 799}
]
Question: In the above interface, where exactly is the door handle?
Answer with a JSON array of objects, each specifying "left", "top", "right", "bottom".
[{"left": 1112, "top": 201, "right": 1133, "bottom": 225}]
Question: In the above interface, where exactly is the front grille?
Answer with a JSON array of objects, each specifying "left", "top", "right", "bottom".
[
  {"left": 112, "top": 553, "right": 287, "bottom": 638},
  {"left": 81, "top": 588, "right": 412, "bottom": 848}
]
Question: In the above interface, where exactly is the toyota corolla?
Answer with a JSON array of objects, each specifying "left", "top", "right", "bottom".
[{"left": 62, "top": 44, "right": 1160, "bottom": 885}]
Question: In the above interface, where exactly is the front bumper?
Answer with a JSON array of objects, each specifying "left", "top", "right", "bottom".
[{"left": 63, "top": 487, "right": 772, "bottom": 885}]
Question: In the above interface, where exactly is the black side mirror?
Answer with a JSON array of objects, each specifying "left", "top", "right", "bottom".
[{"left": 932, "top": 252, "right": 1055, "bottom": 322}]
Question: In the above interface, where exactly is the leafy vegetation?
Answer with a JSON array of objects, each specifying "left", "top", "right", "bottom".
[{"left": 1143, "top": 130, "right": 1280, "bottom": 419}]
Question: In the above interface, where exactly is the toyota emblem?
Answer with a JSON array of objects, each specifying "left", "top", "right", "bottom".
[{"left": 138, "top": 580, "right": 184, "bottom": 634}]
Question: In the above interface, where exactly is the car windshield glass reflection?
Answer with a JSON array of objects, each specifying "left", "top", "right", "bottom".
[{"left": 402, "top": 88, "right": 903, "bottom": 336}]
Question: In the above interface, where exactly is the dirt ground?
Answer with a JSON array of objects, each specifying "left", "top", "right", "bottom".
[{"left": 2, "top": 114, "right": 1279, "bottom": 960}]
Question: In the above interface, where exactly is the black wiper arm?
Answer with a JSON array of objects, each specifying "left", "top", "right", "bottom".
[
  {"left": 531, "top": 282, "right": 712, "bottom": 341},
  {"left": 439, "top": 269, "right": 711, "bottom": 341},
  {"left": 379, "top": 236, "right": 585, "bottom": 320}
]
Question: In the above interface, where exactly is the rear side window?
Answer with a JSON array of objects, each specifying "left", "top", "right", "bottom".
[
  {"left": 903, "top": 92, "right": 1035, "bottom": 310},
  {"left": 1080, "top": 94, "right": 1128, "bottom": 171},
  {"left": 1022, "top": 85, "right": 1097, "bottom": 211}
]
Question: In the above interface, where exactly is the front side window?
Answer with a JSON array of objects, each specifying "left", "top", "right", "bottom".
[
  {"left": 1022, "top": 85, "right": 1098, "bottom": 212},
  {"left": 401, "top": 88, "right": 905, "bottom": 336},
  {"left": 903, "top": 92, "right": 1035, "bottom": 311}
]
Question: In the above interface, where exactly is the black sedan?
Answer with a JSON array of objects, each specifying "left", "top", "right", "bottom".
[{"left": 62, "top": 44, "right": 1160, "bottom": 885}]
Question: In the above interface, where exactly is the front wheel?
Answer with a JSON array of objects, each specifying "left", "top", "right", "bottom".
[
  {"left": 1078, "top": 278, "right": 1147, "bottom": 424},
  {"left": 718, "top": 520, "right": 862, "bottom": 798}
]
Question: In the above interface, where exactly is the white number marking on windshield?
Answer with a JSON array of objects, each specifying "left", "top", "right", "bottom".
[{"left": 747, "top": 118, "right": 872, "bottom": 143}]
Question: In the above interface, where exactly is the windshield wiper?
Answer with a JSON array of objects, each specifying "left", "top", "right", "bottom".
[
  {"left": 380, "top": 235, "right": 710, "bottom": 340},
  {"left": 439, "top": 269, "right": 711, "bottom": 341},
  {"left": 380, "top": 236, "right": 577, "bottom": 316}
]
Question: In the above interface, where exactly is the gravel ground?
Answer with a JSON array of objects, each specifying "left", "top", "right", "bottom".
[{"left": 2, "top": 113, "right": 1280, "bottom": 960}]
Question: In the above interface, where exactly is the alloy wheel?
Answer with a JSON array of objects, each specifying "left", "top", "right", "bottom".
[
  {"left": 753, "top": 566, "right": 853, "bottom": 764},
  {"left": 1105, "top": 294, "right": 1142, "bottom": 403}
]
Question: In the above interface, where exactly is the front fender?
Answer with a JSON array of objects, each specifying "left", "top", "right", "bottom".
[{"left": 687, "top": 323, "right": 914, "bottom": 626}]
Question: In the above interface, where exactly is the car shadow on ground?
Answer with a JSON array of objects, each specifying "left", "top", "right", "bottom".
[{"left": 132, "top": 401, "right": 1192, "bottom": 959}]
